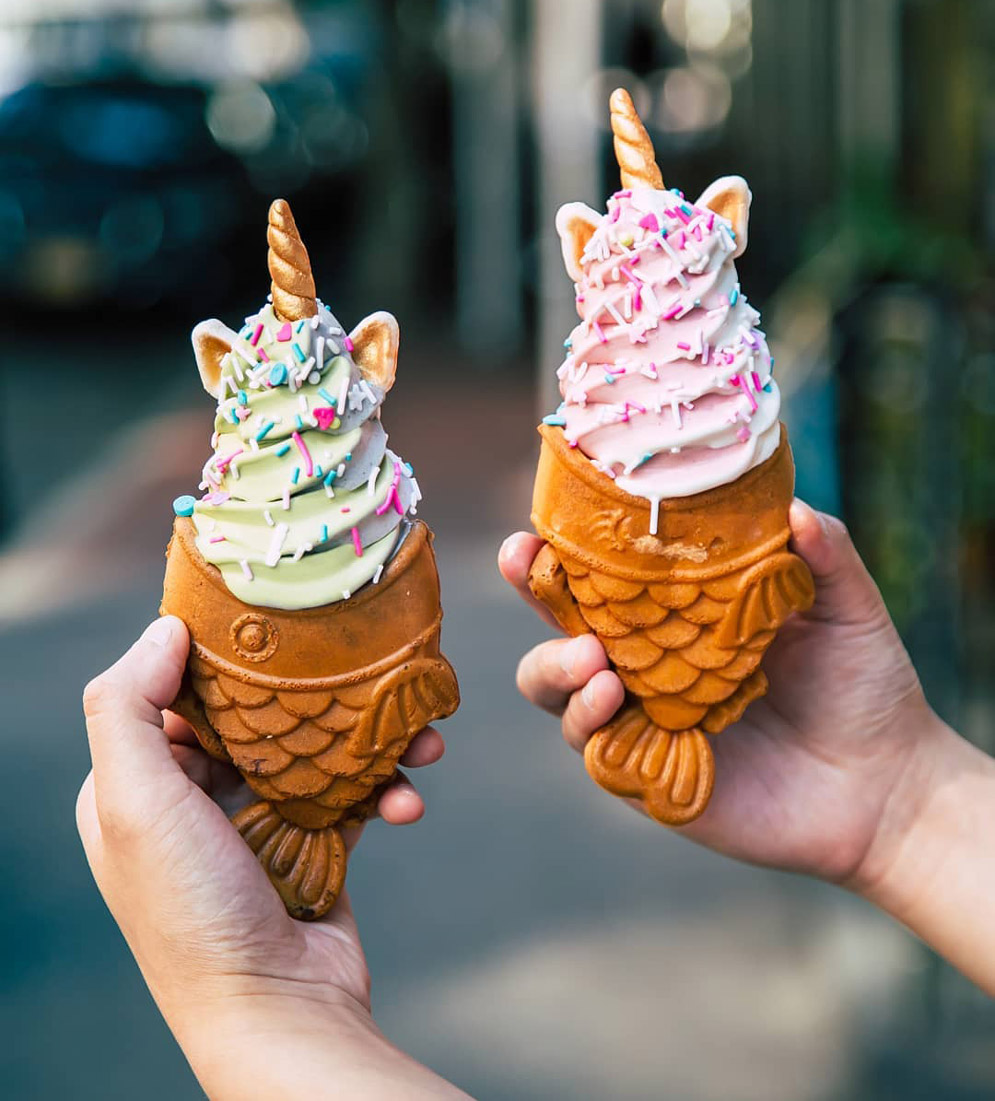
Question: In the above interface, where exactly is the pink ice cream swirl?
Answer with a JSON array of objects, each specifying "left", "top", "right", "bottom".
[{"left": 551, "top": 187, "right": 780, "bottom": 510}]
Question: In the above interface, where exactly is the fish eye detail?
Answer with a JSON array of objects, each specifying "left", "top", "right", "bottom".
[{"left": 231, "top": 613, "right": 279, "bottom": 662}]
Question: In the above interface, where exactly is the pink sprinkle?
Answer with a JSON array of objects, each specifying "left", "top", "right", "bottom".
[
  {"left": 737, "top": 426, "right": 751, "bottom": 442},
  {"left": 693, "top": 224, "right": 703, "bottom": 242},
  {"left": 235, "top": 406, "right": 251, "bottom": 421},
  {"left": 674, "top": 208, "right": 691, "bottom": 226},
  {"left": 351, "top": 526, "right": 363, "bottom": 557},
  {"left": 621, "top": 263, "right": 642, "bottom": 286},
  {"left": 708, "top": 213, "right": 715, "bottom": 231},
  {"left": 729, "top": 374, "right": 740, "bottom": 386},
  {"left": 341, "top": 507, "right": 351, "bottom": 514},
  {"left": 276, "top": 322, "right": 292, "bottom": 342},
  {"left": 576, "top": 295, "right": 585, "bottom": 304},
  {"left": 202, "top": 491, "right": 230, "bottom": 506},
  {"left": 217, "top": 449, "right": 243, "bottom": 472},
  {"left": 250, "top": 323, "right": 263, "bottom": 346},
  {"left": 344, "top": 336, "right": 355, "bottom": 352},
  {"left": 593, "top": 321, "right": 608, "bottom": 344},
  {"left": 257, "top": 348, "right": 270, "bottom": 362},
  {"left": 610, "top": 205, "right": 622, "bottom": 223},
  {"left": 752, "top": 371, "right": 762, "bottom": 390},
  {"left": 633, "top": 291, "right": 642, "bottom": 312},
  {"left": 291, "top": 431, "right": 313, "bottom": 477},
  {"left": 209, "top": 535, "right": 226, "bottom": 543},
  {"left": 314, "top": 407, "right": 337, "bottom": 430},
  {"left": 663, "top": 304, "right": 682, "bottom": 321},
  {"left": 639, "top": 214, "right": 659, "bottom": 232},
  {"left": 677, "top": 341, "right": 691, "bottom": 351}
]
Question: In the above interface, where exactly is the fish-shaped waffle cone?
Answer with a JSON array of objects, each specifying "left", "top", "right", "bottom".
[
  {"left": 529, "top": 424, "right": 814, "bottom": 825},
  {"left": 162, "top": 519, "right": 458, "bottom": 918}
]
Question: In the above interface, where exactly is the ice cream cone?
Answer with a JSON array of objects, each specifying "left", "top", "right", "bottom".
[
  {"left": 162, "top": 518, "right": 457, "bottom": 917},
  {"left": 161, "top": 200, "right": 458, "bottom": 918},
  {"left": 530, "top": 91, "right": 814, "bottom": 824},
  {"left": 530, "top": 425, "right": 812, "bottom": 824}
]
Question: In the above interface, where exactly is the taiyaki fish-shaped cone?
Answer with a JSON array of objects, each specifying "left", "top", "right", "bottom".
[
  {"left": 163, "top": 519, "right": 458, "bottom": 918},
  {"left": 530, "top": 91, "right": 813, "bottom": 825},
  {"left": 530, "top": 427, "right": 813, "bottom": 824},
  {"left": 163, "top": 199, "right": 458, "bottom": 919}
]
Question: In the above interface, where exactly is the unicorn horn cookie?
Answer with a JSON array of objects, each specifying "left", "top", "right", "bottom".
[
  {"left": 161, "top": 199, "right": 459, "bottom": 919},
  {"left": 529, "top": 91, "right": 814, "bottom": 825}
]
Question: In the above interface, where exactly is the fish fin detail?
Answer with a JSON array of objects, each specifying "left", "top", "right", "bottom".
[
  {"left": 714, "top": 552, "right": 815, "bottom": 650},
  {"left": 232, "top": 801, "right": 346, "bottom": 921},
  {"left": 528, "top": 543, "right": 591, "bottom": 637},
  {"left": 584, "top": 704, "right": 714, "bottom": 825}
]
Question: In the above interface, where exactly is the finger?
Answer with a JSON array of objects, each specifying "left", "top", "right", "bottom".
[
  {"left": 789, "top": 500, "right": 889, "bottom": 627},
  {"left": 561, "top": 669, "right": 626, "bottom": 754},
  {"left": 516, "top": 634, "right": 609, "bottom": 715},
  {"left": 377, "top": 770, "right": 425, "bottom": 825},
  {"left": 163, "top": 710, "right": 199, "bottom": 747},
  {"left": 498, "top": 532, "right": 562, "bottom": 630},
  {"left": 82, "top": 617, "right": 190, "bottom": 807},
  {"left": 399, "top": 726, "right": 445, "bottom": 768}
]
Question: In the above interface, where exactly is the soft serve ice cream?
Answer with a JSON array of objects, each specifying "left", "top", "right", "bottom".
[
  {"left": 551, "top": 185, "right": 779, "bottom": 511},
  {"left": 176, "top": 200, "right": 419, "bottom": 610}
]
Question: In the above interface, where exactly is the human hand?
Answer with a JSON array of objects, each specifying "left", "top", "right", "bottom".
[
  {"left": 500, "top": 500, "right": 939, "bottom": 888},
  {"left": 78, "top": 616, "right": 468, "bottom": 1100}
]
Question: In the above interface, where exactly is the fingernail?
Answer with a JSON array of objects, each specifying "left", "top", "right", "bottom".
[
  {"left": 143, "top": 617, "right": 176, "bottom": 648},
  {"left": 582, "top": 680, "right": 596, "bottom": 709},
  {"left": 560, "top": 637, "right": 583, "bottom": 677}
]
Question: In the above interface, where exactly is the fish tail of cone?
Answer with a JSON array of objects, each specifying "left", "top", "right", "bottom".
[
  {"left": 584, "top": 705, "right": 714, "bottom": 825},
  {"left": 232, "top": 800, "right": 347, "bottom": 921}
]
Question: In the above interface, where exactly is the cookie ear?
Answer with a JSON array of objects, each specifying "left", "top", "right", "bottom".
[
  {"left": 697, "top": 176, "right": 751, "bottom": 258},
  {"left": 192, "top": 319, "right": 238, "bottom": 398},
  {"left": 349, "top": 311, "right": 399, "bottom": 393},
  {"left": 555, "top": 203, "right": 601, "bottom": 282}
]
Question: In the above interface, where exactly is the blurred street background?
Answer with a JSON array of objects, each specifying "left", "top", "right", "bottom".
[{"left": 2, "top": 1, "right": 994, "bottom": 1098}]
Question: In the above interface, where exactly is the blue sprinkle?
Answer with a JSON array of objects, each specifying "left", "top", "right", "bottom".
[
  {"left": 680, "top": 202, "right": 693, "bottom": 216},
  {"left": 315, "top": 464, "right": 323, "bottom": 478},
  {"left": 255, "top": 421, "right": 275, "bottom": 442},
  {"left": 542, "top": 414, "right": 567, "bottom": 426},
  {"left": 295, "top": 414, "right": 304, "bottom": 429},
  {"left": 229, "top": 407, "right": 239, "bottom": 425},
  {"left": 172, "top": 495, "right": 196, "bottom": 518},
  {"left": 291, "top": 467, "right": 300, "bottom": 485},
  {"left": 320, "top": 524, "right": 329, "bottom": 542},
  {"left": 269, "top": 363, "right": 287, "bottom": 386},
  {"left": 605, "top": 373, "right": 615, "bottom": 385},
  {"left": 237, "top": 390, "right": 248, "bottom": 405},
  {"left": 291, "top": 342, "right": 307, "bottom": 364},
  {"left": 275, "top": 442, "right": 291, "bottom": 457},
  {"left": 323, "top": 469, "right": 337, "bottom": 487},
  {"left": 319, "top": 387, "right": 336, "bottom": 405},
  {"left": 296, "top": 320, "right": 305, "bottom": 333},
  {"left": 563, "top": 337, "right": 573, "bottom": 349},
  {"left": 729, "top": 287, "right": 739, "bottom": 306},
  {"left": 763, "top": 382, "right": 773, "bottom": 393},
  {"left": 403, "top": 461, "right": 414, "bottom": 476}
]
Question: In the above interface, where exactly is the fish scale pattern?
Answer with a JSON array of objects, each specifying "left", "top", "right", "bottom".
[
  {"left": 556, "top": 550, "right": 809, "bottom": 732},
  {"left": 186, "top": 651, "right": 459, "bottom": 827}
]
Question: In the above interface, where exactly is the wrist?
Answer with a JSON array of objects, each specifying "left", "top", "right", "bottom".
[
  {"left": 166, "top": 982, "right": 468, "bottom": 1100},
  {"left": 847, "top": 707, "right": 964, "bottom": 906}
]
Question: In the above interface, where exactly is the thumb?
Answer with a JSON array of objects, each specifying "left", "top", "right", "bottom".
[
  {"left": 789, "top": 500, "right": 891, "bottom": 628},
  {"left": 83, "top": 616, "right": 190, "bottom": 815}
]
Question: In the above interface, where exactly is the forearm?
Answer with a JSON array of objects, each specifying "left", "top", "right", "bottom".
[
  {"left": 854, "top": 714, "right": 995, "bottom": 994},
  {"left": 169, "top": 992, "right": 472, "bottom": 1101}
]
